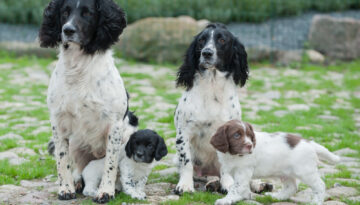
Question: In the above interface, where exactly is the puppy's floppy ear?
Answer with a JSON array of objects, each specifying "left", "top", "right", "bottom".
[
  {"left": 125, "top": 133, "right": 135, "bottom": 158},
  {"left": 245, "top": 122, "right": 256, "bottom": 148},
  {"left": 210, "top": 125, "right": 229, "bottom": 153},
  {"left": 155, "top": 135, "right": 168, "bottom": 161},
  {"left": 176, "top": 36, "right": 200, "bottom": 90},
  {"left": 84, "top": 0, "right": 127, "bottom": 54},
  {"left": 230, "top": 38, "right": 249, "bottom": 87},
  {"left": 39, "top": 0, "right": 63, "bottom": 48}
]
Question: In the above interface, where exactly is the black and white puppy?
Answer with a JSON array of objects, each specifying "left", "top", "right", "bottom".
[
  {"left": 174, "top": 23, "right": 249, "bottom": 194},
  {"left": 82, "top": 129, "right": 168, "bottom": 200},
  {"left": 39, "top": 0, "right": 127, "bottom": 203}
]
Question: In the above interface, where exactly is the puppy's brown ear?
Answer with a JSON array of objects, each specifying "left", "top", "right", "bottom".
[
  {"left": 245, "top": 122, "right": 256, "bottom": 148},
  {"left": 210, "top": 125, "right": 229, "bottom": 153}
]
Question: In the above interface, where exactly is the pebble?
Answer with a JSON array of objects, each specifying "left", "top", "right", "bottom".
[
  {"left": 323, "top": 201, "right": 347, "bottom": 205},
  {"left": 326, "top": 186, "right": 358, "bottom": 197}
]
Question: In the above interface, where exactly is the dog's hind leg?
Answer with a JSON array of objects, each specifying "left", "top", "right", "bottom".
[
  {"left": 299, "top": 173, "right": 325, "bottom": 205},
  {"left": 265, "top": 177, "right": 297, "bottom": 200}
]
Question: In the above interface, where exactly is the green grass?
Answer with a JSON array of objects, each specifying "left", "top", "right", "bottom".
[{"left": 0, "top": 53, "right": 359, "bottom": 204}]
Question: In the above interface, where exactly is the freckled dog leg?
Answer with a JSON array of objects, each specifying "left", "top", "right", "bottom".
[
  {"left": 94, "top": 124, "right": 122, "bottom": 203},
  {"left": 215, "top": 168, "right": 252, "bottom": 205},
  {"left": 219, "top": 165, "right": 234, "bottom": 194},
  {"left": 175, "top": 129, "right": 194, "bottom": 194},
  {"left": 53, "top": 126, "right": 76, "bottom": 200},
  {"left": 120, "top": 163, "right": 144, "bottom": 200}
]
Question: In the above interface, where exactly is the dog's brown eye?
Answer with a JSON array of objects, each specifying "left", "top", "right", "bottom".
[
  {"left": 219, "top": 38, "right": 225, "bottom": 44},
  {"left": 83, "top": 10, "right": 92, "bottom": 17},
  {"left": 63, "top": 11, "right": 69, "bottom": 18},
  {"left": 233, "top": 133, "right": 240, "bottom": 138},
  {"left": 198, "top": 38, "right": 205, "bottom": 44}
]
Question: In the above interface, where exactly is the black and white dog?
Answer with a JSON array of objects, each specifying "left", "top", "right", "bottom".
[
  {"left": 82, "top": 129, "right": 168, "bottom": 200},
  {"left": 39, "top": 0, "right": 127, "bottom": 203},
  {"left": 174, "top": 23, "right": 249, "bottom": 194}
]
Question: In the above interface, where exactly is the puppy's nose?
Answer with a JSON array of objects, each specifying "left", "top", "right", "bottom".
[
  {"left": 63, "top": 25, "right": 76, "bottom": 36},
  {"left": 202, "top": 48, "right": 214, "bottom": 59},
  {"left": 245, "top": 144, "right": 252, "bottom": 150},
  {"left": 136, "top": 152, "right": 144, "bottom": 158}
]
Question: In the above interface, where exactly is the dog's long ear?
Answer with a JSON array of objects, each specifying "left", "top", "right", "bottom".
[
  {"left": 155, "top": 135, "right": 168, "bottom": 161},
  {"left": 230, "top": 38, "right": 249, "bottom": 87},
  {"left": 84, "top": 0, "right": 127, "bottom": 54},
  {"left": 245, "top": 122, "right": 256, "bottom": 148},
  {"left": 125, "top": 133, "right": 135, "bottom": 158},
  {"left": 210, "top": 124, "right": 229, "bottom": 153},
  {"left": 39, "top": 0, "right": 63, "bottom": 48},
  {"left": 176, "top": 37, "right": 199, "bottom": 90}
]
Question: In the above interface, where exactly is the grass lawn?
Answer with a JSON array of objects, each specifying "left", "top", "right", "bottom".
[{"left": 0, "top": 52, "right": 359, "bottom": 204}]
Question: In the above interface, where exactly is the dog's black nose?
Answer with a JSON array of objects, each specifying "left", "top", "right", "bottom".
[
  {"left": 63, "top": 25, "right": 76, "bottom": 36},
  {"left": 136, "top": 152, "right": 144, "bottom": 158},
  {"left": 202, "top": 48, "right": 214, "bottom": 59}
]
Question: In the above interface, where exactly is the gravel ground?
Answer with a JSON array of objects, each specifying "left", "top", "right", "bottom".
[{"left": 0, "top": 10, "right": 360, "bottom": 49}]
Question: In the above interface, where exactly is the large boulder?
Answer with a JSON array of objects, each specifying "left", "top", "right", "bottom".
[
  {"left": 116, "top": 16, "right": 209, "bottom": 63},
  {"left": 308, "top": 15, "right": 360, "bottom": 60}
]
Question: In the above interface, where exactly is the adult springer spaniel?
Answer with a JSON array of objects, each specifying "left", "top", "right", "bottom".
[
  {"left": 39, "top": 0, "right": 126, "bottom": 203},
  {"left": 211, "top": 120, "right": 340, "bottom": 205},
  {"left": 174, "top": 23, "right": 249, "bottom": 194}
]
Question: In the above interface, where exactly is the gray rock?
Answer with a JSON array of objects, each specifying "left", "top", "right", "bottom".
[
  {"left": 306, "top": 49, "right": 325, "bottom": 64},
  {"left": 274, "top": 110, "right": 289, "bottom": 117},
  {"left": 334, "top": 148, "right": 358, "bottom": 156},
  {"left": 326, "top": 186, "right": 358, "bottom": 197},
  {"left": 318, "top": 115, "right": 340, "bottom": 121},
  {"left": 348, "top": 196, "right": 360, "bottom": 202},
  {"left": 272, "top": 203, "right": 297, "bottom": 205},
  {"left": 275, "top": 50, "right": 303, "bottom": 66},
  {"left": 145, "top": 183, "right": 174, "bottom": 196},
  {"left": 323, "top": 201, "right": 347, "bottom": 205},
  {"left": 147, "top": 195, "right": 179, "bottom": 203},
  {"left": 243, "top": 199, "right": 262, "bottom": 205},
  {"left": 335, "top": 178, "right": 360, "bottom": 184},
  {"left": 309, "top": 15, "right": 360, "bottom": 60},
  {"left": 287, "top": 104, "right": 310, "bottom": 111},
  {"left": 0, "top": 133, "right": 23, "bottom": 141},
  {"left": 290, "top": 188, "right": 312, "bottom": 203},
  {"left": 0, "top": 151, "right": 27, "bottom": 165},
  {"left": 319, "top": 167, "right": 339, "bottom": 175},
  {"left": 117, "top": 16, "right": 209, "bottom": 63}
]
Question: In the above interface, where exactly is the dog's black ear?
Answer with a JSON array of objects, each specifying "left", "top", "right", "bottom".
[
  {"left": 84, "top": 0, "right": 127, "bottom": 54},
  {"left": 230, "top": 38, "right": 249, "bottom": 87},
  {"left": 155, "top": 136, "right": 168, "bottom": 161},
  {"left": 39, "top": 0, "right": 63, "bottom": 48},
  {"left": 176, "top": 37, "right": 200, "bottom": 90},
  {"left": 125, "top": 133, "right": 134, "bottom": 158}
]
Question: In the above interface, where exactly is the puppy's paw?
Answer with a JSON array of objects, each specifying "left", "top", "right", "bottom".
[
  {"left": 93, "top": 192, "right": 114, "bottom": 204},
  {"left": 58, "top": 190, "right": 76, "bottom": 200},
  {"left": 75, "top": 178, "right": 85, "bottom": 194},
  {"left": 215, "top": 198, "right": 233, "bottom": 205},
  {"left": 83, "top": 187, "right": 97, "bottom": 197},
  {"left": 175, "top": 179, "right": 194, "bottom": 195},
  {"left": 205, "top": 179, "right": 221, "bottom": 193},
  {"left": 219, "top": 187, "right": 228, "bottom": 195}
]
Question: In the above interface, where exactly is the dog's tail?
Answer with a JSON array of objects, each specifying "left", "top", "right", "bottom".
[
  {"left": 310, "top": 141, "right": 340, "bottom": 164},
  {"left": 48, "top": 139, "right": 55, "bottom": 156}
]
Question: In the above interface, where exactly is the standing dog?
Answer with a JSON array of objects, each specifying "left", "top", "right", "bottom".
[
  {"left": 174, "top": 23, "right": 249, "bottom": 194},
  {"left": 211, "top": 120, "right": 340, "bottom": 205},
  {"left": 39, "top": 0, "right": 127, "bottom": 203}
]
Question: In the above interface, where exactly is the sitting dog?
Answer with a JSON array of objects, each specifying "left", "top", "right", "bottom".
[
  {"left": 211, "top": 120, "right": 340, "bottom": 205},
  {"left": 82, "top": 129, "right": 168, "bottom": 200},
  {"left": 39, "top": 0, "right": 127, "bottom": 202}
]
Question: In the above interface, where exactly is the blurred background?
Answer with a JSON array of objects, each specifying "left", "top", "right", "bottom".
[{"left": 0, "top": 0, "right": 360, "bottom": 64}]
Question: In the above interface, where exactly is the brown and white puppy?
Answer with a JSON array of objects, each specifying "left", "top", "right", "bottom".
[{"left": 211, "top": 120, "right": 340, "bottom": 205}]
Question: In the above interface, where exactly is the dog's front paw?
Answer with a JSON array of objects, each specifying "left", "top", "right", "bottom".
[
  {"left": 58, "top": 190, "right": 76, "bottom": 200},
  {"left": 175, "top": 179, "right": 195, "bottom": 195},
  {"left": 219, "top": 187, "right": 228, "bottom": 195},
  {"left": 93, "top": 192, "right": 114, "bottom": 204},
  {"left": 75, "top": 178, "right": 85, "bottom": 194},
  {"left": 215, "top": 198, "right": 233, "bottom": 205}
]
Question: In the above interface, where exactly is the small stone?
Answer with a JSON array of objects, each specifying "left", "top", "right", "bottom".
[
  {"left": 334, "top": 148, "right": 358, "bottom": 156},
  {"left": 8, "top": 147, "right": 36, "bottom": 156},
  {"left": 348, "top": 196, "right": 360, "bottom": 202},
  {"left": 272, "top": 203, "right": 297, "bottom": 205},
  {"left": 326, "top": 186, "right": 358, "bottom": 197},
  {"left": 288, "top": 104, "right": 310, "bottom": 111},
  {"left": 145, "top": 183, "right": 174, "bottom": 196},
  {"left": 319, "top": 167, "right": 338, "bottom": 175},
  {"left": 324, "top": 201, "right": 347, "bottom": 205},
  {"left": 318, "top": 115, "right": 340, "bottom": 121},
  {"left": 335, "top": 178, "right": 360, "bottom": 184},
  {"left": 290, "top": 188, "right": 312, "bottom": 203},
  {"left": 306, "top": 49, "right": 325, "bottom": 64},
  {"left": 243, "top": 200, "right": 262, "bottom": 205},
  {"left": 0, "top": 133, "right": 23, "bottom": 141},
  {"left": 20, "top": 180, "right": 50, "bottom": 188},
  {"left": 147, "top": 195, "right": 179, "bottom": 203},
  {"left": 156, "top": 167, "right": 177, "bottom": 177},
  {"left": 274, "top": 110, "right": 288, "bottom": 117},
  {"left": 262, "top": 91, "right": 281, "bottom": 99}
]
